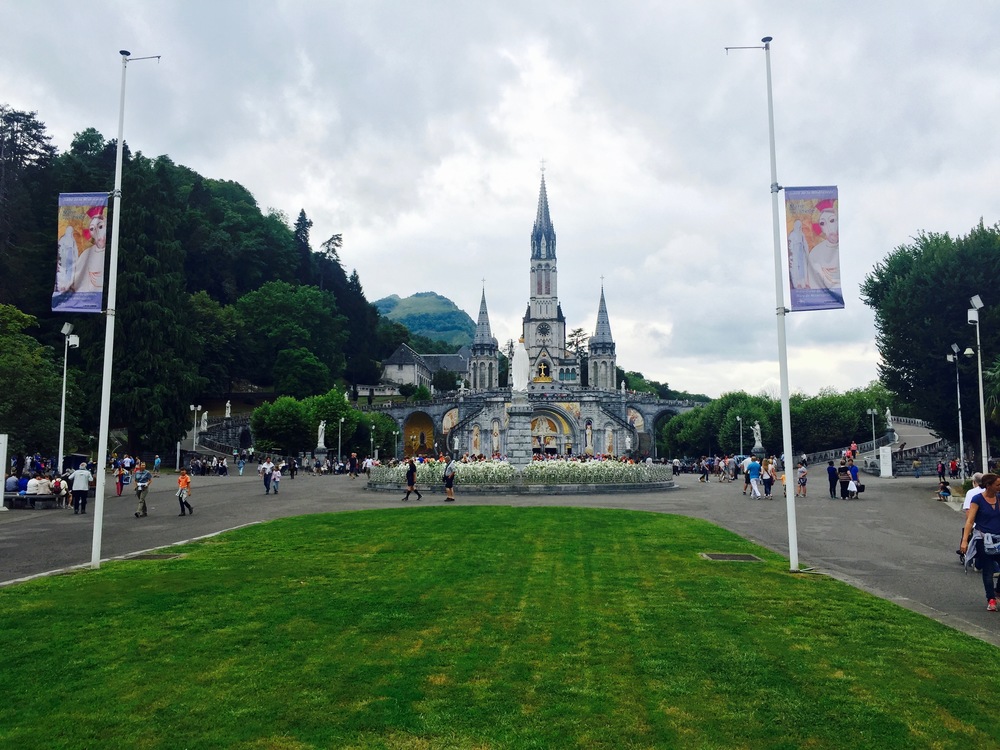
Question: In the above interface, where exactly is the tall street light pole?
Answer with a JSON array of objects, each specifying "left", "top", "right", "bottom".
[
  {"left": 726, "top": 36, "right": 798, "bottom": 570},
  {"left": 370, "top": 423, "right": 375, "bottom": 459},
  {"left": 948, "top": 344, "right": 971, "bottom": 481},
  {"left": 58, "top": 324, "right": 80, "bottom": 474},
  {"left": 338, "top": 417, "right": 344, "bottom": 465},
  {"left": 91, "top": 50, "right": 159, "bottom": 570},
  {"left": 736, "top": 415, "right": 743, "bottom": 456},
  {"left": 865, "top": 408, "right": 877, "bottom": 456},
  {"left": 189, "top": 404, "right": 201, "bottom": 452},
  {"left": 970, "top": 295, "right": 988, "bottom": 471}
]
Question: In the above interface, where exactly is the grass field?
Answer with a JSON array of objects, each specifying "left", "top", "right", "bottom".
[{"left": 1, "top": 506, "right": 998, "bottom": 749}]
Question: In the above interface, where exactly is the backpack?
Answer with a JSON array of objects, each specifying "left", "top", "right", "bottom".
[{"left": 52, "top": 478, "right": 62, "bottom": 493}]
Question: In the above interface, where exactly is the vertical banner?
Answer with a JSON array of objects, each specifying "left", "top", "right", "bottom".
[
  {"left": 52, "top": 192, "right": 109, "bottom": 313},
  {"left": 785, "top": 186, "right": 843, "bottom": 311}
]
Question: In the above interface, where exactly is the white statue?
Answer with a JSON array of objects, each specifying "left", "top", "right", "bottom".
[
  {"left": 225, "top": 400, "right": 231, "bottom": 418},
  {"left": 752, "top": 420, "right": 762, "bottom": 447},
  {"left": 201, "top": 410, "right": 209, "bottom": 432},
  {"left": 788, "top": 219, "right": 809, "bottom": 289},
  {"left": 885, "top": 407, "right": 893, "bottom": 430},
  {"left": 344, "top": 389, "right": 350, "bottom": 402},
  {"left": 511, "top": 338, "right": 530, "bottom": 392},
  {"left": 620, "top": 379, "right": 626, "bottom": 393},
  {"left": 625, "top": 435, "right": 632, "bottom": 451},
  {"left": 317, "top": 420, "right": 327, "bottom": 449}
]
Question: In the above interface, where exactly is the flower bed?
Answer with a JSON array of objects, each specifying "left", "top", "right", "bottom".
[{"left": 370, "top": 461, "right": 673, "bottom": 486}]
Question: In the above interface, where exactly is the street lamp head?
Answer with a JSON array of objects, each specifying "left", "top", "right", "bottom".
[
  {"left": 61, "top": 322, "right": 74, "bottom": 336},
  {"left": 971, "top": 294, "right": 984, "bottom": 310},
  {"left": 340, "top": 417, "right": 345, "bottom": 423},
  {"left": 120, "top": 50, "right": 131, "bottom": 57},
  {"left": 969, "top": 308, "right": 979, "bottom": 325},
  {"left": 736, "top": 415, "right": 742, "bottom": 422},
  {"left": 964, "top": 347, "right": 975, "bottom": 357},
  {"left": 68, "top": 334, "right": 80, "bottom": 349},
  {"left": 951, "top": 343, "right": 960, "bottom": 355}
]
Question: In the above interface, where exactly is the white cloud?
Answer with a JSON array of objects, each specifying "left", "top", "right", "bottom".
[{"left": 3, "top": 0, "right": 1000, "bottom": 398}]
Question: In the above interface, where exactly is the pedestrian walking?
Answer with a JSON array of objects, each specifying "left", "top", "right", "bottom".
[
  {"left": 133, "top": 462, "right": 153, "bottom": 518},
  {"left": 153, "top": 454, "right": 161, "bottom": 477},
  {"left": 959, "top": 473, "right": 1000, "bottom": 611},
  {"left": 443, "top": 455, "right": 457, "bottom": 502},
  {"left": 827, "top": 460, "right": 838, "bottom": 499},
  {"left": 271, "top": 465, "right": 282, "bottom": 494},
  {"left": 795, "top": 462, "right": 808, "bottom": 498},
  {"left": 747, "top": 456, "right": 763, "bottom": 499},
  {"left": 69, "top": 462, "right": 93, "bottom": 515},
  {"left": 402, "top": 459, "right": 423, "bottom": 501},
  {"left": 176, "top": 468, "right": 194, "bottom": 516},
  {"left": 260, "top": 457, "right": 275, "bottom": 494}
]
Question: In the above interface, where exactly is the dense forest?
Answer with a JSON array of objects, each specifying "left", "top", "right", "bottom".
[{"left": 0, "top": 105, "right": 418, "bottom": 455}]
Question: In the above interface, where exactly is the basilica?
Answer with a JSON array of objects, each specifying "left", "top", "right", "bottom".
[{"left": 380, "top": 175, "right": 678, "bottom": 458}]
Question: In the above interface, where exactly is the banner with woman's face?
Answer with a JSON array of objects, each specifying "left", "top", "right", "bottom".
[
  {"left": 785, "top": 185, "right": 843, "bottom": 312},
  {"left": 52, "top": 192, "right": 108, "bottom": 313}
]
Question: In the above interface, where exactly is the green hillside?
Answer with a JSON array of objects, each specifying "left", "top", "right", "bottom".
[{"left": 374, "top": 292, "right": 475, "bottom": 348}]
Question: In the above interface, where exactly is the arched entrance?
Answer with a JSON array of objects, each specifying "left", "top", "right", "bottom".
[
  {"left": 403, "top": 412, "right": 436, "bottom": 457},
  {"left": 530, "top": 408, "right": 576, "bottom": 456}
]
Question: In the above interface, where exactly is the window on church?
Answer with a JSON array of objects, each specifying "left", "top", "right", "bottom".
[{"left": 544, "top": 269, "right": 550, "bottom": 294}]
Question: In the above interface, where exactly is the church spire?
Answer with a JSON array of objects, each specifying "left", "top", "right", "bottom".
[
  {"left": 591, "top": 284, "right": 614, "bottom": 345},
  {"left": 473, "top": 286, "right": 494, "bottom": 347},
  {"left": 531, "top": 173, "right": 556, "bottom": 260}
]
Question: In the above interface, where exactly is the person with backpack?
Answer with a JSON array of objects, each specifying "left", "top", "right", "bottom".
[
  {"left": 443, "top": 455, "right": 458, "bottom": 502},
  {"left": 133, "top": 462, "right": 153, "bottom": 518}
]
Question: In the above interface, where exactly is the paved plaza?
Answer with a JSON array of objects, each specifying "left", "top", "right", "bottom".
[{"left": 0, "top": 467, "right": 994, "bottom": 645}]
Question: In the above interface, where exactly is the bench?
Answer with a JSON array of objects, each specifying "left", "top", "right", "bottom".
[{"left": 3, "top": 493, "right": 61, "bottom": 510}]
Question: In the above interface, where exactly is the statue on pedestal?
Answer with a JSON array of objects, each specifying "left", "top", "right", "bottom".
[
  {"left": 317, "top": 420, "right": 327, "bottom": 450},
  {"left": 201, "top": 410, "right": 209, "bottom": 432},
  {"left": 225, "top": 400, "right": 231, "bottom": 418},
  {"left": 512, "top": 337, "right": 530, "bottom": 392}
]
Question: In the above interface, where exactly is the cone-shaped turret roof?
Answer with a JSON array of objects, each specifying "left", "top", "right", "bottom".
[
  {"left": 531, "top": 174, "right": 557, "bottom": 260},
  {"left": 591, "top": 285, "right": 614, "bottom": 345},
  {"left": 473, "top": 288, "right": 495, "bottom": 346}
]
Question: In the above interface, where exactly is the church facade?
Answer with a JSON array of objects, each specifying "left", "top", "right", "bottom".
[{"left": 380, "top": 175, "right": 681, "bottom": 459}]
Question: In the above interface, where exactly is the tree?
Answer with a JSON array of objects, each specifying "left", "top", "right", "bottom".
[
  {"left": 0, "top": 305, "right": 69, "bottom": 457},
  {"left": 97, "top": 155, "right": 203, "bottom": 452},
  {"left": 0, "top": 106, "right": 57, "bottom": 312},
  {"left": 432, "top": 368, "right": 459, "bottom": 392},
  {"left": 862, "top": 222, "right": 1000, "bottom": 444},
  {"left": 188, "top": 291, "right": 244, "bottom": 393},
  {"left": 274, "top": 348, "right": 331, "bottom": 399},
  {"left": 235, "top": 281, "right": 348, "bottom": 387},
  {"left": 293, "top": 208, "right": 313, "bottom": 285},
  {"left": 250, "top": 396, "right": 311, "bottom": 455}
]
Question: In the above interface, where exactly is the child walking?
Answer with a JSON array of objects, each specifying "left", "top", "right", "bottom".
[{"left": 176, "top": 468, "right": 194, "bottom": 516}]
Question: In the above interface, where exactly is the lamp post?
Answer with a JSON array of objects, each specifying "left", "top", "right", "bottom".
[
  {"left": 393, "top": 430, "right": 399, "bottom": 460},
  {"left": 338, "top": 417, "right": 344, "bottom": 464},
  {"left": 370, "top": 423, "right": 375, "bottom": 459},
  {"left": 189, "top": 404, "right": 201, "bottom": 451},
  {"left": 970, "top": 294, "right": 988, "bottom": 472},
  {"left": 736, "top": 415, "right": 743, "bottom": 456},
  {"left": 726, "top": 35, "right": 797, "bottom": 570},
  {"left": 947, "top": 344, "right": 973, "bottom": 481},
  {"left": 58, "top": 324, "right": 80, "bottom": 475},
  {"left": 91, "top": 50, "right": 159, "bottom": 570},
  {"left": 865, "top": 408, "right": 878, "bottom": 456}
]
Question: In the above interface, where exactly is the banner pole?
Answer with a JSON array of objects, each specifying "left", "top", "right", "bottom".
[{"left": 762, "top": 37, "right": 800, "bottom": 572}]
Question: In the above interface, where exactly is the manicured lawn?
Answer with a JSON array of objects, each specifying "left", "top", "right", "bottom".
[{"left": 1, "top": 506, "right": 997, "bottom": 749}]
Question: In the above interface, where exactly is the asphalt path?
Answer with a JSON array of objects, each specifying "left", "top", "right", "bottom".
[{"left": 1, "top": 467, "right": 995, "bottom": 647}]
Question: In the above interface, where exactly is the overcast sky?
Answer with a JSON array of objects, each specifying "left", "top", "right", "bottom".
[{"left": 3, "top": 1, "right": 999, "bottom": 398}]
